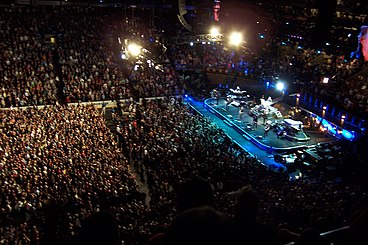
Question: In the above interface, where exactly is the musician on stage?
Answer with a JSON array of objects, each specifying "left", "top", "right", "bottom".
[
  {"left": 264, "top": 122, "right": 271, "bottom": 137},
  {"left": 215, "top": 90, "right": 220, "bottom": 105},
  {"left": 262, "top": 111, "right": 268, "bottom": 125},
  {"left": 238, "top": 106, "right": 245, "bottom": 121},
  {"left": 252, "top": 115, "right": 258, "bottom": 130},
  {"left": 225, "top": 95, "right": 233, "bottom": 110},
  {"left": 211, "top": 89, "right": 220, "bottom": 105}
]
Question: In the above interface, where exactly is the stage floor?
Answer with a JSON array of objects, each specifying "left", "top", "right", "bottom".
[{"left": 205, "top": 98, "right": 336, "bottom": 152}]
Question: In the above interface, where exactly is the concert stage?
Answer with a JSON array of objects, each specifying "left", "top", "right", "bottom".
[{"left": 204, "top": 97, "right": 336, "bottom": 153}]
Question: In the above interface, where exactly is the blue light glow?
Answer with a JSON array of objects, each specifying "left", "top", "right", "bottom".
[
  {"left": 184, "top": 94, "right": 193, "bottom": 101},
  {"left": 342, "top": 130, "right": 354, "bottom": 140},
  {"left": 318, "top": 117, "right": 355, "bottom": 140}
]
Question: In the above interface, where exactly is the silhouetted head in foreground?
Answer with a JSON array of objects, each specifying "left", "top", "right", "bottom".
[
  {"left": 164, "top": 206, "right": 236, "bottom": 245},
  {"left": 176, "top": 176, "right": 214, "bottom": 212},
  {"left": 78, "top": 211, "right": 119, "bottom": 245},
  {"left": 233, "top": 184, "right": 259, "bottom": 223}
]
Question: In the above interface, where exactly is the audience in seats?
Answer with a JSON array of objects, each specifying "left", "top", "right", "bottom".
[{"left": 1, "top": 3, "right": 368, "bottom": 245}]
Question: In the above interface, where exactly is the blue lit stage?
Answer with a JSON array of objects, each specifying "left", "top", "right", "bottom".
[{"left": 204, "top": 97, "right": 337, "bottom": 153}]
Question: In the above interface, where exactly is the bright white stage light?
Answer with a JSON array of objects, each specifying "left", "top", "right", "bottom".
[
  {"left": 276, "top": 82, "right": 284, "bottom": 91},
  {"left": 229, "top": 32, "right": 243, "bottom": 46},
  {"left": 210, "top": 27, "right": 220, "bottom": 36},
  {"left": 127, "top": 43, "right": 141, "bottom": 57}
]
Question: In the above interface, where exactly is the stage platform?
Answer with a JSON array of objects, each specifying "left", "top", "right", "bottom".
[{"left": 204, "top": 97, "right": 336, "bottom": 153}]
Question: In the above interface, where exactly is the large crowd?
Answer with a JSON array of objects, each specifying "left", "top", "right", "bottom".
[
  {"left": 1, "top": 96, "right": 367, "bottom": 244},
  {"left": 1, "top": 2, "right": 368, "bottom": 245},
  {"left": 0, "top": 6, "right": 58, "bottom": 108},
  {"left": 0, "top": 104, "right": 149, "bottom": 244}
]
